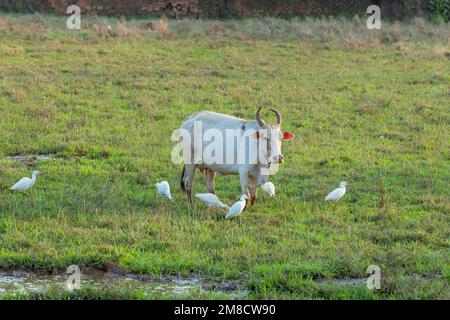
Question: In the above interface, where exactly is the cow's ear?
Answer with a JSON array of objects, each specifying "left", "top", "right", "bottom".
[
  {"left": 283, "top": 131, "right": 295, "bottom": 141},
  {"left": 251, "top": 131, "right": 260, "bottom": 139}
]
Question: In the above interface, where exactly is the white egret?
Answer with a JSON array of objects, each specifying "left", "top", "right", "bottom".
[
  {"left": 261, "top": 182, "right": 275, "bottom": 197},
  {"left": 325, "top": 182, "right": 347, "bottom": 201},
  {"left": 11, "top": 171, "right": 40, "bottom": 192},
  {"left": 195, "top": 193, "right": 229, "bottom": 210},
  {"left": 156, "top": 181, "right": 173, "bottom": 200},
  {"left": 225, "top": 194, "right": 248, "bottom": 220}
]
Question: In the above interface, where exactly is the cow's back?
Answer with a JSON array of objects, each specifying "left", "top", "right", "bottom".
[{"left": 181, "top": 111, "right": 244, "bottom": 132}]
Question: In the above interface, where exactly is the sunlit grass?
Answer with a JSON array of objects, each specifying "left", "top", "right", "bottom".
[{"left": 0, "top": 13, "right": 448, "bottom": 299}]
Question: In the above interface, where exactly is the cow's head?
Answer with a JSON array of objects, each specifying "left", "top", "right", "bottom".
[{"left": 253, "top": 107, "right": 295, "bottom": 165}]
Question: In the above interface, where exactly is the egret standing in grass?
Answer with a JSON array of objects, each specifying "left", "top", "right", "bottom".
[
  {"left": 195, "top": 193, "right": 229, "bottom": 210},
  {"left": 325, "top": 182, "right": 347, "bottom": 201},
  {"left": 261, "top": 182, "right": 275, "bottom": 197},
  {"left": 10, "top": 171, "right": 40, "bottom": 194},
  {"left": 156, "top": 181, "right": 173, "bottom": 200},
  {"left": 225, "top": 194, "right": 248, "bottom": 220}
]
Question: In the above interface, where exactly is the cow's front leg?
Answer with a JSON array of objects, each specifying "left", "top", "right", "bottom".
[
  {"left": 239, "top": 172, "right": 250, "bottom": 209},
  {"left": 248, "top": 176, "right": 258, "bottom": 206},
  {"left": 249, "top": 187, "right": 258, "bottom": 206},
  {"left": 204, "top": 168, "right": 216, "bottom": 194}
]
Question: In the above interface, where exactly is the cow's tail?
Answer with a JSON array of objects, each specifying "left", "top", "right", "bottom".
[{"left": 180, "top": 165, "right": 186, "bottom": 192}]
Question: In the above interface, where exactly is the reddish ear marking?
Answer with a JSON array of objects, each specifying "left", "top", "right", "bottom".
[
  {"left": 252, "top": 131, "right": 260, "bottom": 139},
  {"left": 283, "top": 131, "right": 295, "bottom": 141}
]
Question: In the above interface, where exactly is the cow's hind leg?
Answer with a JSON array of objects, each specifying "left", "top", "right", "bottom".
[
  {"left": 204, "top": 169, "right": 216, "bottom": 194},
  {"left": 181, "top": 164, "right": 196, "bottom": 204}
]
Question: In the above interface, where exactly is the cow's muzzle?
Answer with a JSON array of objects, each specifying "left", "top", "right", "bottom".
[{"left": 272, "top": 154, "right": 284, "bottom": 164}]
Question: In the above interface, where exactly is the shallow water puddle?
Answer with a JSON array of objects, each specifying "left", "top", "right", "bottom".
[
  {"left": 331, "top": 278, "right": 366, "bottom": 286},
  {"left": 0, "top": 271, "right": 248, "bottom": 298},
  {"left": 7, "top": 155, "right": 55, "bottom": 162}
]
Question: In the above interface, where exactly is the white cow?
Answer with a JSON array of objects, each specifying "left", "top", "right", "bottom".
[{"left": 178, "top": 107, "right": 294, "bottom": 206}]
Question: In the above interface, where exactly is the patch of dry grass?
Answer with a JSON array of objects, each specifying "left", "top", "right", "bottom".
[
  {"left": 0, "top": 17, "right": 8, "bottom": 30},
  {"left": 0, "top": 13, "right": 448, "bottom": 46}
]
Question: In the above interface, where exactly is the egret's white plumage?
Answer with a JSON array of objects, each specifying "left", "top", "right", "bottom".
[
  {"left": 225, "top": 195, "right": 248, "bottom": 220},
  {"left": 195, "top": 193, "right": 229, "bottom": 210},
  {"left": 156, "top": 181, "right": 172, "bottom": 200},
  {"left": 324, "top": 182, "right": 347, "bottom": 201},
  {"left": 261, "top": 182, "right": 275, "bottom": 197},
  {"left": 11, "top": 171, "right": 40, "bottom": 191}
]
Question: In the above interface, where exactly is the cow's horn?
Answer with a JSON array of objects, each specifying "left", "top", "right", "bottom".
[
  {"left": 270, "top": 108, "right": 282, "bottom": 126},
  {"left": 255, "top": 106, "right": 266, "bottom": 128}
]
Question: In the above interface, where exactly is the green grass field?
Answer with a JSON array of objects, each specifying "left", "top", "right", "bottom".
[{"left": 0, "top": 13, "right": 449, "bottom": 299}]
